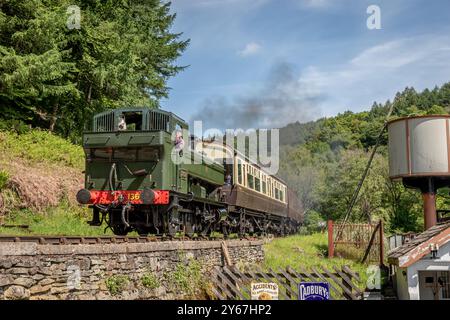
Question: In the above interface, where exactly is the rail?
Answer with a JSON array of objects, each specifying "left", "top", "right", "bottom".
[{"left": 0, "top": 235, "right": 260, "bottom": 245}]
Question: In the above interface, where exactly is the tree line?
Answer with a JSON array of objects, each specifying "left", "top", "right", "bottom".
[{"left": 0, "top": 0, "right": 188, "bottom": 142}]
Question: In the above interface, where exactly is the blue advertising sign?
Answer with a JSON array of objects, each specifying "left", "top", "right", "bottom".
[{"left": 298, "top": 282, "right": 330, "bottom": 300}]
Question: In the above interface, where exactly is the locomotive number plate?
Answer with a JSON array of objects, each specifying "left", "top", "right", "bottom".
[{"left": 128, "top": 193, "right": 141, "bottom": 201}]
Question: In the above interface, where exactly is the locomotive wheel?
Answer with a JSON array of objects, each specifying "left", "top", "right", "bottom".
[
  {"left": 136, "top": 228, "right": 149, "bottom": 236},
  {"left": 183, "top": 213, "right": 195, "bottom": 237},
  {"left": 112, "top": 225, "right": 129, "bottom": 236},
  {"left": 168, "top": 223, "right": 177, "bottom": 236}
]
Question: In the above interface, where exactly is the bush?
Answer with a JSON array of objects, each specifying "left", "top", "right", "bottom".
[
  {"left": 166, "top": 259, "right": 203, "bottom": 297},
  {"left": 0, "top": 119, "right": 30, "bottom": 134},
  {"left": 298, "top": 226, "right": 309, "bottom": 235},
  {"left": 141, "top": 272, "right": 160, "bottom": 289},
  {"left": 105, "top": 275, "right": 129, "bottom": 295},
  {"left": 304, "top": 210, "right": 325, "bottom": 233}
]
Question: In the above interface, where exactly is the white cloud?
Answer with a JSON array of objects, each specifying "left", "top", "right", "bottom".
[
  {"left": 298, "top": 34, "right": 450, "bottom": 116},
  {"left": 237, "top": 42, "right": 262, "bottom": 57},
  {"left": 191, "top": 34, "right": 450, "bottom": 128},
  {"left": 351, "top": 39, "right": 431, "bottom": 68}
]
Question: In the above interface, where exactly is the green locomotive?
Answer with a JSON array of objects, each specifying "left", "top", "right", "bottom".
[{"left": 76, "top": 107, "right": 302, "bottom": 236}]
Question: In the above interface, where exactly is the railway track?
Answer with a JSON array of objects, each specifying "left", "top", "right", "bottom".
[{"left": 0, "top": 235, "right": 261, "bottom": 245}]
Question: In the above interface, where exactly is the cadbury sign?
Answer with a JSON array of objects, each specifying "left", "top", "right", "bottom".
[{"left": 298, "top": 282, "right": 330, "bottom": 300}]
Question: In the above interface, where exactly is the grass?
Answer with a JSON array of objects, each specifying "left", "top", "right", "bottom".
[
  {"left": 0, "top": 170, "right": 9, "bottom": 190},
  {"left": 0, "top": 201, "right": 115, "bottom": 236},
  {"left": 263, "top": 233, "right": 369, "bottom": 289}
]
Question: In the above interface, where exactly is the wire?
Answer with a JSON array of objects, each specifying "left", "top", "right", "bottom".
[{"left": 334, "top": 103, "right": 394, "bottom": 243}]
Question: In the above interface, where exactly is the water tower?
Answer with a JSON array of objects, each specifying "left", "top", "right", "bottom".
[{"left": 388, "top": 115, "right": 450, "bottom": 230}]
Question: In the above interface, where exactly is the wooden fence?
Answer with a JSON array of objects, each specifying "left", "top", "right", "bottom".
[
  {"left": 328, "top": 220, "right": 384, "bottom": 264},
  {"left": 209, "top": 265, "right": 363, "bottom": 300}
]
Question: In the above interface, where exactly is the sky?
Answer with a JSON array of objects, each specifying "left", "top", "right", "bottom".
[{"left": 160, "top": 0, "right": 450, "bottom": 130}]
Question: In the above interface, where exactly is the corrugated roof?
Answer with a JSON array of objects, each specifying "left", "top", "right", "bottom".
[{"left": 388, "top": 221, "right": 450, "bottom": 266}]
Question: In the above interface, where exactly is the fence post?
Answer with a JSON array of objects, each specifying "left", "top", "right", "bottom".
[
  {"left": 342, "top": 266, "right": 353, "bottom": 300},
  {"left": 328, "top": 220, "right": 334, "bottom": 258},
  {"left": 379, "top": 220, "right": 384, "bottom": 267}
]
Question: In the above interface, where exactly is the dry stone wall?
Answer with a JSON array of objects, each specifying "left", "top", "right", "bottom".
[{"left": 0, "top": 240, "right": 264, "bottom": 300}]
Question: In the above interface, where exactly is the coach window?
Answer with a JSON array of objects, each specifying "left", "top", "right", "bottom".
[
  {"left": 262, "top": 176, "right": 267, "bottom": 194},
  {"left": 244, "top": 164, "right": 249, "bottom": 188},
  {"left": 237, "top": 160, "right": 242, "bottom": 185},
  {"left": 279, "top": 189, "right": 284, "bottom": 202},
  {"left": 244, "top": 164, "right": 248, "bottom": 187},
  {"left": 247, "top": 172, "right": 254, "bottom": 189},
  {"left": 270, "top": 179, "right": 273, "bottom": 197},
  {"left": 255, "top": 173, "right": 261, "bottom": 192}
]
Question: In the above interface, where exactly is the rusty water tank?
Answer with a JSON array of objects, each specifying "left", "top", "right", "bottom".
[{"left": 388, "top": 115, "right": 450, "bottom": 229}]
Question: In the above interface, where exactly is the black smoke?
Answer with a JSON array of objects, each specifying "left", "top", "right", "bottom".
[{"left": 190, "top": 62, "right": 324, "bottom": 130}]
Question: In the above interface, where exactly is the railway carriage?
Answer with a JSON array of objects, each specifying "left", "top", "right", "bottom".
[{"left": 76, "top": 107, "right": 303, "bottom": 236}]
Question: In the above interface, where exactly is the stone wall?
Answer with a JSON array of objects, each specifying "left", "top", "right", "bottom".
[{"left": 0, "top": 240, "right": 264, "bottom": 300}]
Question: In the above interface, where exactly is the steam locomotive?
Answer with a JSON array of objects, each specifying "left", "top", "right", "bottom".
[{"left": 76, "top": 108, "right": 303, "bottom": 236}]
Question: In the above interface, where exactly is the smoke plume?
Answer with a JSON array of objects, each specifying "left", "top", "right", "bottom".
[{"left": 190, "top": 62, "right": 324, "bottom": 130}]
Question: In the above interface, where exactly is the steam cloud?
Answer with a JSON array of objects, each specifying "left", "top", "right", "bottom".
[{"left": 190, "top": 62, "right": 324, "bottom": 129}]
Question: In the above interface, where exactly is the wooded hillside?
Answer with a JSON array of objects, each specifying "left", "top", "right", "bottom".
[{"left": 278, "top": 84, "right": 450, "bottom": 233}]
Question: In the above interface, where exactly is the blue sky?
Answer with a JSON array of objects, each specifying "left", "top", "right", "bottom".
[{"left": 161, "top": 0, "right": 450, "bottom": 129}]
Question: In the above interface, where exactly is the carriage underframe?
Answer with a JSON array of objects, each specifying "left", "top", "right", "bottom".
[{"left": 89, "top": 192, "right": 299, "bottom": 237}]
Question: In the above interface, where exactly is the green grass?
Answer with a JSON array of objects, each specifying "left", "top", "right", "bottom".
[
  {"left": 263, "top": 233, "right": 369, "bottom": 288},
  {"left": 0, "top": 201, "right": 114, "bottom": 236},
  {"left": 0, "top": 170, "right": 9, "bottom": 190},
  {"left": 0, "top": 130, "right": 84, "bottom": 169}
]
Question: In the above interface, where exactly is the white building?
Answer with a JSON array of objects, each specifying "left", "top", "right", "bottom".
[{"left": 388, "top": 221, "right": 450, "bottom": 300}]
